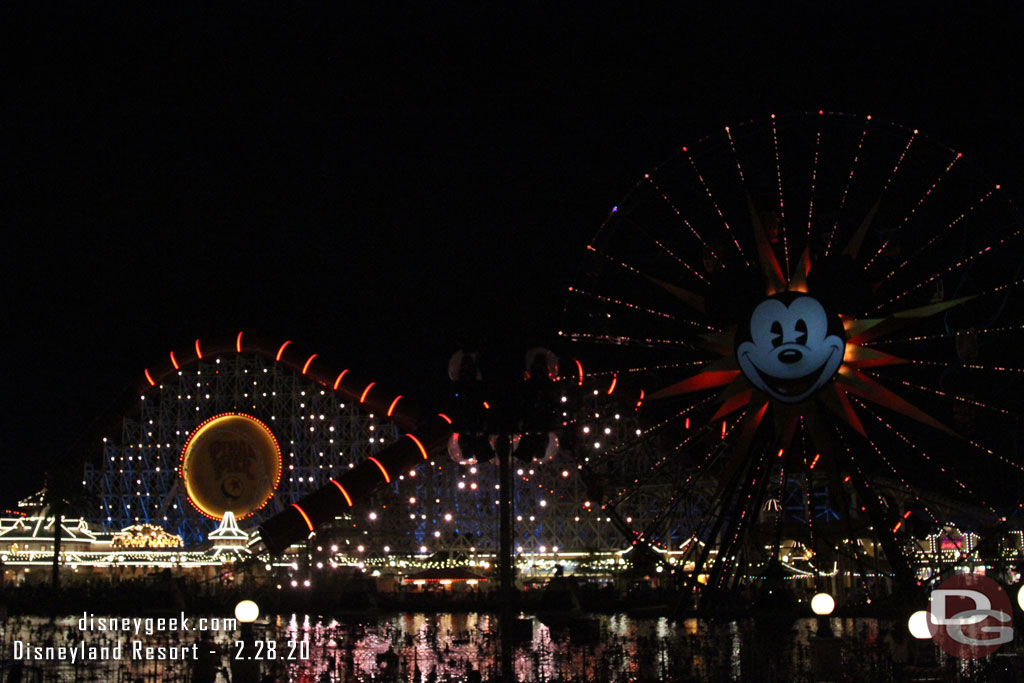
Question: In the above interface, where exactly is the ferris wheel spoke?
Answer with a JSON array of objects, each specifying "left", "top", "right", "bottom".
[
  {"left": 830, "top": 429, "right": 919, "bottom": 591},
  {"left": 705, "top": 445, "right": 773, "bottom": 596},
  {"left": 618, "top": 210, "right": 713, "bottom": 285},
  {"left": 907, "top": 359, "right": 1024, "bottom": 375},
  {"left": 838, "top": 131, "right": 917, "bottom": 265},
  {"left": 565, "top": 284, "right": 696, "bottom": 325},
  {"left": 864, "top": 151, "right": 962, "bottom": 270},
  {"left": 858, "top": 427, "right": 944, "bottom": 526},
  {"left": 881, "top": 228, "right": 1024, "bottom": 308},
  {"left": 642, "top": 174, "right": 728, "bottom": 269},
  {"left": 581, "top": 243, "right": 714, "bottom": 315},
  {"left": 680, "top": 148, "right": 752, "bottom": 267},
  {"left": 881, "top": 186, "right": 998, "bottom": 282},
  {"left": 824, "top": 116, "right": 871, "bottom": 257},
  {"left": 585, "top": 360, "right": 714, "bottom": 378},
  {"left": 863, "top": 322, "right": 1024, "bottom": 348},
  {"left": 851, "top": 399, "right": 998, "bottom": 515},
  {"left": 769, "top": 115, "right": 792, "bottom": 279},
  {"left": 562, "top": 332, "right": 701, "bottom": 353},
  {"left": 864, "top": 370, "right": 1022, "bottom": 419},
  {"left": 804, "top": 123, "right": 822, "bottom": 246}
]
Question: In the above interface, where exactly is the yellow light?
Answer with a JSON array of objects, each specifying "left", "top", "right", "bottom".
[
  {"left": 908, "top": 610, "right": 933, "bottom": 639},
  {"left": 810, "top": 593, "right": 835, "bottom": 615},
  {"left": 234, "top": 600, "right": 259, "bottom": 623}
]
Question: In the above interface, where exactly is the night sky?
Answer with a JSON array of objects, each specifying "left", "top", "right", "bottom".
[{"left": 3, "top": 5, "right": 1022, "bottom": 506}]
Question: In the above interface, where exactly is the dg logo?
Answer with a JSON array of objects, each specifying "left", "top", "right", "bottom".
[{"left": 927, "top": 573, "right": 1013, "bottom": 658}]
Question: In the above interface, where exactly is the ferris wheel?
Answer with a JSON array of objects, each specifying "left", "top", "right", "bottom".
[{"left": 560, "top": 111, "right": 1024, "bottom": 604}]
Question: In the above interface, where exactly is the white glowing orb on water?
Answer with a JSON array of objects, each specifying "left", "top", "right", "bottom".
[
  {"left": 908, "top": 610, "right": 933, "bottom": 639},
  {"left": 810, "top": 593, "right": 835, "bottom": 616},
  {"left": 235, "top": 600, "right": 259, "bottom": 623}
]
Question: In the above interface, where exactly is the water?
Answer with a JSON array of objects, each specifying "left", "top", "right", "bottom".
[{"left": 1, "top": 612, "right": 1022, "bottom": 681}]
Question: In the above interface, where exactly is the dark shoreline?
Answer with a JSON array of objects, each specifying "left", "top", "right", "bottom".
[{"left": 0, "top": 580, "right": 909, "bottom": 621}]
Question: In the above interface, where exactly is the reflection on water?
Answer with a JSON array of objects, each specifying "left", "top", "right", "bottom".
[{"left": 1, "top": 612, "right": 1023, "bottom": 681}]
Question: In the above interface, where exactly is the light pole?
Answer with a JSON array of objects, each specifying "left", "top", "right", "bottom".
[
  {"left": 232, "top": 600, "right": 260, "bottom": 683},
  {"left": 809, "top": 592, "right": 840, "bottom": 682},
  {"left": 810, "top": 592, "right": 835, "bottom": 637},
  {"left": 907, "top": 609, "right": 938, "bottom": 669},
  {"left": 0, "top": 554, "right": 6, "bottom": 625},
  {"left": 448, "top": 348, "right": 562, "bottom": 682},
  {"left": 497, "top": 434, "right": 514, "bottom": 682}
]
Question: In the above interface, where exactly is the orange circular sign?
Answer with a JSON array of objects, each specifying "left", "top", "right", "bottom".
[{"left": 180, "top": 413, "right": 282, "bottom": 519}]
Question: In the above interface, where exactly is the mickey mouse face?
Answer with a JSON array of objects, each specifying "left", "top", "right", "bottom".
[{"left": 736, "top": 295, "right": 846, "bottom": 403}]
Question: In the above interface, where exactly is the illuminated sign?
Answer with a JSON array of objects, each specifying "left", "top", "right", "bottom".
[{"left": 179, "top": 413, "right": 282, "bottom": 520}]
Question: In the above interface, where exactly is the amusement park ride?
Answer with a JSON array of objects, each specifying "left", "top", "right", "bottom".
[{"left": 62, "top": 112, "right": 1024, "bottom": 610}]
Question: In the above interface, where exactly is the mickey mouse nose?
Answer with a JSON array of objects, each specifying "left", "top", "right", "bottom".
[{"left": 778, "top": 349, "right": 803, "bottom": 364}]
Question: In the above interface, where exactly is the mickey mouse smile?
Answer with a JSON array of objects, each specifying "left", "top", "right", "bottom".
[{"left": 748, "top": 346, "right": 840, "bottom": 400}]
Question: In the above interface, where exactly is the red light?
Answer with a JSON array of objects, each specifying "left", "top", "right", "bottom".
[
  {"left": 144, "top": 369, "right": 155, "bottom": 386},
  {"left": 843, "top": 475, "right": 851, "bottom": 482},
  {"left": 607, "top": 374, "right": 618, "bottom": 395},
  {"left": 818, "top": 109, "right": 823, "bottom": 115},
  {"left": 405, "top": 433, "right": 428, "bottom": 460},
  {"left": 170, "top": 351, "right": 179, "bottom": 370},
  {"left": 575, "top": 360, "right": 584, "bottom": 386},
  {"left": 330, "top": 479, "right": 354, "bottom": 507},
  {"left": 685, "top": 417, "right": 690, "bottom": 430},
  {"left": 360, "top": 382, "right": 375, "bottom": 403},
  {"left": 302, "top": 354, "right": 317, "bottom": 375},
  {"left": 810, "top": 454, "right": 821, "bottom": 470},
  {"left": 236, "top": 331, "right": 244, "bottom": 353},
  {"left": 777, "top": 448, "right": 784, "bottom": 458},
  {"left": 437, "top": 413, "right": 453, "bottom": 424},
  {"left": 892, "top": 521, "right": 902, "bottom": 533},
  {"left": 721, "top": 421, "right": 727, "bottom": 439},
  {"left": 482, "top": 401, "right": 490, "bottom": 410},
  {"left": 367, "top": 456, "right": 390, "bottom": 483},
  {"left": 904, "top": 510, "right": 912, "bottom": 519},
  {"left": 387, "top": 395, "right": 403, "bottom": 417},
  {"left": 333, "top": 369, "right": 349, "bottom": 390},
  {"left": 292, "top": 503, "right": 314, "bottom": 532},
  {"left": 275, "top": 341, "right": 291, "bottom": 362},
  {"left": 194, "top": 339, "right": 203, "bottom": 359}
]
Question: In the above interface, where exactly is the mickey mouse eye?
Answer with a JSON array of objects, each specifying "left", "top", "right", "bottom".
[
  {"left": 770, "top": 321, "right": 783, "bottom": 348},
  {"left": 795, "top": 319, "right": 808, "bottom": 345}
]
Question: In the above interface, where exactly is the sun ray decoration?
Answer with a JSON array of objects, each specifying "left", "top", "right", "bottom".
[{"left": 562, "top": 112, "right": 1024, "bottom": 607}]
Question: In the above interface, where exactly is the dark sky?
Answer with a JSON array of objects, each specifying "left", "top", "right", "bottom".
[{"left": 3, "top": 4, "right": 1022, "bottom": 505}]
